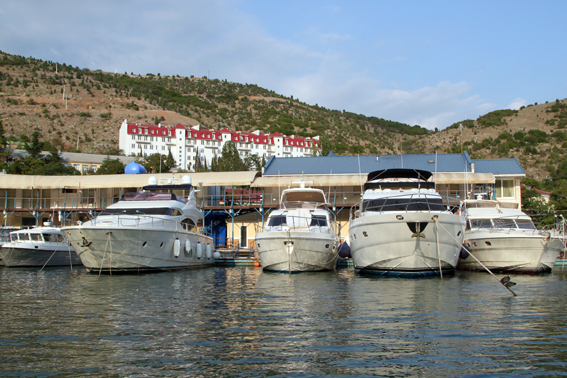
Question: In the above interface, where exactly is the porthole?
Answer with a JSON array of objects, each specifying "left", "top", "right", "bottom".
[
  {"left": 257, "top": 243, "right": 261, "bottom": 248},
  {"left": 160, "top": 242, "right": 164, "bottom": 248},
  {"left": 325, "top": 244, "right": 330, "bottom": 248},
  {"left": 363, "top": 231, "right": 368, "bottom": 237},
  {"left": 457, "top": 231, "right": 461, "bottom": 237},
  {"left": 485, "top": 241, "right": 492, "bottom": 246},
  {"left": 142, "top": 241, "right": 148, "bottom": 247}
]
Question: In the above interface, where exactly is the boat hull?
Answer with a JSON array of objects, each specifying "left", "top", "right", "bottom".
[
  {"left": 62, "top": 226, "right": 214, "bottom": 273},
  {"left": 0, "top": 245, "right": 82, "bottom": 267},
  {"left": 459, "top": 232, "right": 563, "bottom": 273},
  {"left": 349, "top": 212, "right": 465, "bottom": 276},
  {"left": 256, "top": 231, "right": 339, "bottom": 272}
]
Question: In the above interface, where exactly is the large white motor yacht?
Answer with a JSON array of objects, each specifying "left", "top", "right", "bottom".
[
  {"left": 1, "top": 226, "right": 81, "bottom": 267},
  {"left": 255, "top": 178, "right": 339, "bottom": 272},
  {"left": 459, "top": 200, "right": 563, "bottom": 273},
  {"left": 61, "top": 175, "right": 216, "bottom": 273},
  {"left": 348, "top": 169, "right": 465, "bottom": 276}
]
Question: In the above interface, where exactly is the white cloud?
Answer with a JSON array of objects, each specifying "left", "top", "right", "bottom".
[
  {"left": 507, "top": 98, "right": 528, "bottom": 110},
  {"left": 0, "top": 0, "right": 509, "bottom": 132}
]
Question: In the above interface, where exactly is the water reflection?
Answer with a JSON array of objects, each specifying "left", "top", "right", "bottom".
[{"left": 2, "top": 267, "right": 567, "bottom": 376}]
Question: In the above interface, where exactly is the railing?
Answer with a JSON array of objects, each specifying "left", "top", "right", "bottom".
[
  {"left": 0, "top": 190, "right": 489, "bottom": 212},
  {"left": 86, "top": 214, "right": 211, "bottom": 237}
]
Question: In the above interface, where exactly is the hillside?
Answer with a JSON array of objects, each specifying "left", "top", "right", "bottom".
[{"left": 0, "top": 51, "right": 565, "bottom": 179}]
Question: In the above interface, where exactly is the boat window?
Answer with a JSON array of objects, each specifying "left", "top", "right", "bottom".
[
  {"left": 470, "top": 219, "right": 493, "bottom": 229},
  {"left": 43, "top": 234, "right": 59, "bottom": 242},
  {"left": 181, "top": 218, "right": 196, "bottom": 231},
  {"left": 310, "top": 216, "right": 328, "bottom": 227},
  {"left": 100, "top": 208, "right": 174, "bottom": 216},
  {"left": 362, "top": 197, "right": 446, "bottom": 212},
  {"left": 493, "top": 219, "right": 517, "bottom": 229},
  {"left": 30, "top": 233, "right": 42, "bottom": 242},
  {"left": 170, "top": 209, "right": 183, "bottom": 217},
  {"left": 515, "top": 219, "right": 536, "bottom": 230},
  {"left": 269, "top": 216, "right": 287, "bottom": 227}
]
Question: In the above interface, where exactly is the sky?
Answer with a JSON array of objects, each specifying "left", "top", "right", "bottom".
[{"left": 1, "top": 0, "right": 566, "bottom": 130}]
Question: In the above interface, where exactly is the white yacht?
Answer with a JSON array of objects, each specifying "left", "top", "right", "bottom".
[
  {"left": 255, "top": 178, "right": 339, "bottom": 272},
  {"left": 61, "top": 175, "right": 216, "bottom": 273},
  {"left": 1, "top": 226, "right": 81, "bottom": 267},
  {"left": 459, "top": 200, "right": 563, "bottom": 273},
  {"left": 348, "top": 169, "right": 465, "bottom": 276}
]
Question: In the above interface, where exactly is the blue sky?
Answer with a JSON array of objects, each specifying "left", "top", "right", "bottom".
[{"left": 1, "top": 0, "right": 566, "bottom": 130}]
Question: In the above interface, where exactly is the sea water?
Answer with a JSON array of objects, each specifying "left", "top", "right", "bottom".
[{"left": 2, "top": 266, "right": 567, "bottom": 377}]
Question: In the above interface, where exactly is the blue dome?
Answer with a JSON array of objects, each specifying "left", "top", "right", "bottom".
[{"left": 124, "top": 161, "right": 147, "bottom": 174}]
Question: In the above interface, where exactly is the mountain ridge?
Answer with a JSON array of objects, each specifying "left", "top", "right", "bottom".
[{"left": 0, "top": 51, "right": 565, "bottom": 180}]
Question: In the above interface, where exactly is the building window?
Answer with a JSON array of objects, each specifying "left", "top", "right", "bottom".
[{"left": 495, "top": 179, "right": 515, "bottom": 198}]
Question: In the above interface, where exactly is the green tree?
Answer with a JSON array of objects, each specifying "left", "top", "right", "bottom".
[
  {"left": 318, "top": 134, "right": 333, "bottom": 156},
  {"left": 142, "top": 153, "right": 172, "bottom": 173},
  {"left": 25, "top": 131, "right": 44, "bottom": 158},
  {"left": 219, "top": 141, "right": 246, "bottom": 171},
  {"left": 166, "top": 149, "right": 175, "bottom": 168},
  {"left": 244, "top": 154, "right": 262, "bottom": 171},
  {"left": 96, "top": 157, "right": 126, "bottom": 174}
]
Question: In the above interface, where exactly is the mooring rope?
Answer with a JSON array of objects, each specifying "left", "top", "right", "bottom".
[
  {"left": 38, "top": 244, "right": 62, "bottom": 274},
  {"left": 433, "top": 217, "right": 518, "bottom": 296},
  {"left": 99, "top": 232, "right": 112, "bottom": 277}
]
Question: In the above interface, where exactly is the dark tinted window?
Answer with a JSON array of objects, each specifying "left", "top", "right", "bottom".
[
  {"left": 268, "top": 216, "right": 287, "bottom": 227},
  {"left": 310, "top": 216, "right": 328, "bottom": 227},
  {"left": 100, "top": 208, "right": 174, "bottom": 216},
  {"left": 363, "top": 197, "right": 446, "bottom": 212}
]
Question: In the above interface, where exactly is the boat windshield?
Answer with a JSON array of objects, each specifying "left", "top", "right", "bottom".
[
  {"left": 122, "top": 191, "right": 188, "bottom": 204},
  {"left": 362, "top": 197, "right": 446, "bottom": 212},
  {"left": 469, "top": 218, "right": 536, "bottom": 230},
  {"left": 268, "top": 215, "right": 328, "bottom": 227},
  {"left": 281, "top": 201, "right": 325, "bottom": 209},
  {"left": 43, "top": 233, "right": 65, "bottom": 242},
  {"left": 100, "top": 208, "right": 183, "bottom": 216}
]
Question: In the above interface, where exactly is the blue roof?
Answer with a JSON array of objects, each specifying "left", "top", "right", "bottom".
[
  {"left": 263, "top": 153, "right": 524, "bottom": 176},
  {"left": 264, "top": 153, "right": 471, "bottom": 175},
  {"left": 473, "top": 158, "right": 525, "bottom": 175}
]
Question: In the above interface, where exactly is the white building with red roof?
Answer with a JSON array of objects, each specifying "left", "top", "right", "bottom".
[{"left": 119, "top": 120, "right": 319, "bottom": 170}]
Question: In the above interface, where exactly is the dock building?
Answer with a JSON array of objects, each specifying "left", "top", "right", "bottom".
[{"left": 0, "top": 152, "right": 525, "bottom": 252}]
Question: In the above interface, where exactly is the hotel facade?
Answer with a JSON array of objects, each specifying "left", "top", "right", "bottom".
[{"left": 118, "top": 120, "right": 320, "bottom": 170}]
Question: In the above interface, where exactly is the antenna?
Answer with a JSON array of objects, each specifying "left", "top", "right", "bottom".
[
  {"left": 400, "top": 136, "right": 404, "bottom": 168},
  {"left": 358, "top": 155, "right": 363, "bottom": 194},
  {"left": 435, "top": 151, "right": 437, "bottom": 192}
]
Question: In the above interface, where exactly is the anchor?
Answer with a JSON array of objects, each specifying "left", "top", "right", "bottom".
[{"left": 407, "top": 221, "right": 428, "bottom": 239}]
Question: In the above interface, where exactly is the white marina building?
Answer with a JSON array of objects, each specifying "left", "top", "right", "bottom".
[{"left": 119, "top": 120, "right": 320, "bottom": 170}]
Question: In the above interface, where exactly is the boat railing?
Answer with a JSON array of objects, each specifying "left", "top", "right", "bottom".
[
  {"left": 280, "top": 201, "right": 327, "bottom": 210},
  {"left": 468, "top": 215, "right": 544, "bottom": 236},
  {"left": 360, "top": 192, "right": 459, "bottom": 214},
  {"left": 89, "top": 214, "right": 197, "bottom": 234},
  {"left": 262, "top": 213, "right": 335, "bottom": 233}
]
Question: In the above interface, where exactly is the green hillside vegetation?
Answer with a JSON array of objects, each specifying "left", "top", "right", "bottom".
[
  {"left": 0, "top": 51, "right": 428, "bottom": 159},
  {"left": 2, "top": 50, "right": 567, "bottom": 218}
]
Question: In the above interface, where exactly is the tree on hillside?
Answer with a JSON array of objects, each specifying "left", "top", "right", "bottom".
[
  {"left": 219, "top": 141, "right": 246, "bottom": 171},
  {"left": 0, "top": 121, "right": 12, "bottom": 167},
  {"left": 317, "top": 134, "right": 333, "bottom": 156},
  {"left": 21, "top": 131, "right": 44, "bottom": 159},
  {"left": 142, "top": 153, "right": 172, "bottom": 173},
  {"left": 166, "top": 149, "right": 175, "bottom": 169},
  {"left": 244, "top": 154, "right": 262, "bottom": 171},
  {"left": 96, "top": 157, "right": 126, "bottom": 175}
]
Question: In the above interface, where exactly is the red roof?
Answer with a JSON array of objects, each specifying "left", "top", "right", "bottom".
[{"left": 126, "top": 123, "right": 318, "bottom": 146}]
